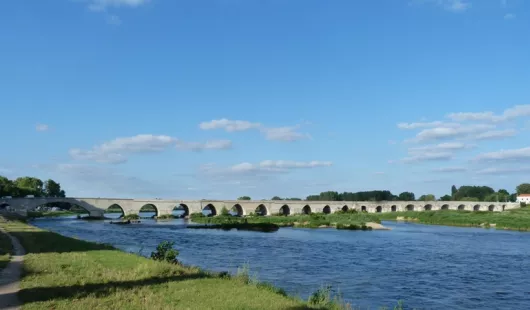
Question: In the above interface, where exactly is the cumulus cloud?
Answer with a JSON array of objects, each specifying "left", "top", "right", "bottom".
[
  {"left": 201, "top": 160, "right": 332, "bottom": 176},
  {"left": 413, "top": 0, "right": 471, "bottom": 12},
  {"left": 397, "top": 121, "right": 459, "bottom": 130},
  {"left": 199, "top": 118, "right": 310, "bottom": 142},
  {"left": 409, "top": 124, "right": 494, "bottom": 143},
  {"left": 87, "top": 0, "right": 150, "bottom": 12},
  {"left": 70, "top": 134, "right": 231, "bottom": 164},
  {"left": 475, "top": 167, "right": 530, "bottom": 175},
  {"left": 474, "top": 146, "right": 530, "bottom": 162},
  {"left": 397, "top": 152, "right": 454, "bottom": 163},
  {"left": 447, "top": 104, "right": 530, "bottom": 123},
  {"left": 36, "top": 123, "right": 49, "bottom": 132},
  {"left": 431, "top": 167, "right": 468, "bottom": 173},
  {"left": 407, "top": 142, "right": 473, "bottom": 154}
]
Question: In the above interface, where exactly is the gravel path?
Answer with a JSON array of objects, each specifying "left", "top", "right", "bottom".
[{"left": 0, "top": 229, "right": 24, "bottom": 310}]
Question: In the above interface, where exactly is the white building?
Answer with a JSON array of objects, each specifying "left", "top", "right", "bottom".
[{"left": 516, "top": 194, "right": 530, "bottom": 203}]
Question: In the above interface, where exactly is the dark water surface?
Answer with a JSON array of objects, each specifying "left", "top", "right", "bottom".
[{"left": 31, "top": 215, "right": 530, "bottom": 309}]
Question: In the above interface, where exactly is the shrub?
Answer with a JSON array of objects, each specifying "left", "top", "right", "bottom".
[
  {"left": 150, "top": 241, "right": 179, "bottom": 264},
  {"left": 308, "top": 285, "right": 332, "bottom": 306},
  {"left": 221, "top": 207, "right": 230, "bottom": 216}
]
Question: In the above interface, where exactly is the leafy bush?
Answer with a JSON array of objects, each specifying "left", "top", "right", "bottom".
[
  {"left": 150, "top": 241, "right": 179, "bottom": 264},
  {"left": 221, "top": 207, "right": 230, "bottom": 216}
]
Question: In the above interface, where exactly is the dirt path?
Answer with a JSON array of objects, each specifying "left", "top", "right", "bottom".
[{"left": 0, "top": 228, "right": 25, "bottom": 310}]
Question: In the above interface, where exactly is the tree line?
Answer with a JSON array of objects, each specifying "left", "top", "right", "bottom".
[
  {"left": 0, "top": 175, "right": 65, "bottom": 198},
  {"left": 239, "top": 183, "right": 530, "bottom": 202}
]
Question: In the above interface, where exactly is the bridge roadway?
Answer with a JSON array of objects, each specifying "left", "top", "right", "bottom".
[{"left": 0, "top": 197, "right": 520, "bottom": 217}]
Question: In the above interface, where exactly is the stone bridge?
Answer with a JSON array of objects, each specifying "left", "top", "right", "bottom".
[{"left": 0, "top": 197, "right": 520, "bottom": 217}]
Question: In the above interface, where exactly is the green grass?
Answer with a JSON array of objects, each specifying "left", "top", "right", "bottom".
[
  {"left": 0, "top": 226, "right": 13, "bottom": 270},
  {"left": 0, "top": 218, "right": 349, "bottom": 309},
  {"left": 191, "top": 211, "right": 381, "bottom": 229},
  {"left": 376, "top": 207, "right": 530, "bottom": 231}
]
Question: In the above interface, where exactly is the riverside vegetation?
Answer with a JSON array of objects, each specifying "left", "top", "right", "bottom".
[
  {"left": 0, "top": 224, "right": 13, "bottom": 270},
  {"left": 0, "top": 215, "right": 411, "bottom": 309}
]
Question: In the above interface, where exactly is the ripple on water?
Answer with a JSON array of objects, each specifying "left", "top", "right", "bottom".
[{"left": 31, "top": 218, "right": 530, "bottom": 310}]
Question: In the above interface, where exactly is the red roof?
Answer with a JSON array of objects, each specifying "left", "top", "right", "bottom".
[{"left": 519, "top": 194, "right": 530, "bottom": 197}]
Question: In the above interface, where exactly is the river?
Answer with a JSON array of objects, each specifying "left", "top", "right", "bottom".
[{"left": 30, "top": 213, "right": 530, "bottom": 310}]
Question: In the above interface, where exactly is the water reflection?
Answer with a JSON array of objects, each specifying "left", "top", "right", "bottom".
[{"left": 31, "top": 218, "right": 530, "bottom": 309}]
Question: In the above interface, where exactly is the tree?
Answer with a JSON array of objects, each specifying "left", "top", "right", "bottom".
[
  {"left": 453, "top": 186, "right": 494, "bottom": 201},
  {"left": 43, "top": 179, "right": 65, "bottom": 197},
  {"left": 451, "top": 185, "right": 458, "bottom": 196},
  {"left": 14, "top": 177, "right": 44, "bottom": 197},
  {"left": 439, "top": 195, "right": 452, "bottom": 201},
  {"left": 418, "top": 194, "right": 435, "bottom": 201},
  {"left": 516, "top": 183, "right": 530, "bottom": 195},
  {"left": 271, "top": 196, "right": 282, "bottom": 200},
  {"left": 484, "top": 193, "right": 499, "bottom": 202},
  {"left": 0, "top": 176, "right": 15, "bottom": 197},
  {"left": 237, "top": 196, "right": 251, "bottom": 200},
  {"left": 398, "top": 192, "right": 415, "bottom": 201}
]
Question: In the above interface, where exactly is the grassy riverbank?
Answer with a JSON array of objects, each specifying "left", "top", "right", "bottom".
[
  {"left": 192, "top": 211, "right": 381, "bottom": 229},
  {"left": 0, "top": 227, "right": 12, "bottom": 270},
  {"left": 376, "top": 207, "right": 530, "bottom": 231},
  {"left": 0, "top": 217, "right": 352, "bottom": 309}
]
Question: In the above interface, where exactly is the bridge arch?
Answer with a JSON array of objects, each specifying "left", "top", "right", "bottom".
[
  {"left": 361, "top": 206, "right": 367, "bottom": 212},
  {"left": 231, "top": 204, "right": 244, "bottom": 216},
  {"left": 424, "top": 204, "right": 432, "bottom": 211},
  {"left": 441, "top": 204, "right": 449, "bottom": 210},
  {"left": 139, "top": 204, "right": 159, "bottom": 218},
  {"left": 473, "top": 205, "right": 481, "bottom": 211},
  {"left": 323, "top": 205, "right": 331, "bottom": 214},
  {"left": 458, "top": 204, "right": 465, "bottom": 210},
  {"left": 488, "top": 205, "right": 495, "bottom": 212},
  {"left": 173, "top": 204, "right": 189, "bottom": 217},
  {"left": 203, "top": 204, "right": 217, "bottom": 217},
  {"left": 302, "top": 205, "right": 312, "bottom": 215},
  {"left": 376, "top": 206, "right": 382, "bottom": 213},
  {"left": 342, "top": 205, "right": 349, "bottom": 212},
  {"left": 255, "top": 204, "right": 268, "bottom": 216},
  {"left": 391, "top": 205, "right": 397, "bottom": 212},
  {"left": 106, "top": 204, "right": 125, "bottom": 219},
  {"left": 279, "top": 204, "right": 290, "bottom": 216},
  {"left": 406, "top": 204, "right": 414, "bottom": 211}
]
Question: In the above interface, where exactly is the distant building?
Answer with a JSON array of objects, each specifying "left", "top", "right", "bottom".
[{"left": 516, "top": 194, "right": 530, "bottom": 203}]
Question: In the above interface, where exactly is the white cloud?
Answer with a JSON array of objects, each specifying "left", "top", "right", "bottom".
[
  {"left": 447, "top": 104, "right": 530, "bottom": 123},
  {"left": 87, "top": 0, "right": 150, "bottom": 12},
  {"left": 397, "top": 121, "right": 456, "bottom": 130},
  {"left": 106, "top": 15, "right": 122, "bottom": 25},
  {"left": 474, "top": 146, "right": 530, "bottom": 162},
  {"left": 399, "top": 152, "right": 453, "bottom": 163},
  {"left": 36, "top": 124, "right": 49, "bottom": 132},
  {"left": 199, "top": 118, "right": 310, "bottom": 142},
  {"left": 407, "top": 142, "right": 473, "bottom": 154},
  {"left": 431, "top": 167, "right": 468, "bottom": 173},
  {"left": 414, "top": 0, "right": 471, "bottom": 12},
  {"left": 504, "top": 13, "right": 516, "bottom": 19},
  {"left": 475, "top": 167, "right": 530, "bottom": 175},
  {"left": 202, "top": 160, "right": 332, "bottom": 176},
  {"left": 409, "top": 124, "right": 494, "bottom": 143},
  {"left": 475, "top": 129, "right": 517, "bottom": 140},
  {"left": 70, "top": 134, "right": 231, "bottom": 164},
  {"left": 199, "top": 119, "right": 262, "bottom": 132}
]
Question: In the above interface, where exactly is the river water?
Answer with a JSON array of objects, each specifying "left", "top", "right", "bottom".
[{"left": 31, "top": 213, "right": 530, "bottom": 310}]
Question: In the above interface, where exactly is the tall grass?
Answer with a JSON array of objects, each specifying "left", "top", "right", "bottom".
[
  {"left": 377, "top": 207, "right": 530, "bottom": 231},
  {"left": 0, "top": 227, "right": 13, "bottom": 270}
]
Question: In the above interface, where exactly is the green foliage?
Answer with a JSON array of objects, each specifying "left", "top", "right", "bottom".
[
  {"left": 453, "top": 185, "right": 495, "bottom": 201},
  {"left": 516, "top": 183, "right": 530, "bottom": 195},
  {"left": 190, "top": 212, "right": 205, "bottom": 219},
  {"left": 271, "top": 196, "right": 282, "bottom": 200},
  {"left": 451, "top": 185, "right": 458, "bottom": 196},
  {"left": 439, "top": 195, "right": 452, "bottom": 201},
  {"left": 221, "top": 207, "right": 230, "bottom": 216},
  {"left": 398, "top": 191, "right": 415, "bottom": 201},
  {"left": 123, "top": 214, "right": 140, "bottom": 220},
  {"left": 237, "top": 196, "right": 252, "bottom": 200},
  {"left": 0, "top": 229, "right": 13, "bottom": 270},
  {"left": 150, "top": 241, "right": 179, "bottom": 263},
  {"left": 308, "top": 285, "right": 333, "bottom": 306},
  {"left": 418, "top": 194, "right": 435, "bottom": 201},
  {"left": 0, "top": 175, "right": 66, "bottom": 198},
  {"left": 307, "top": 190, "right": 397, "bottom": 201}
]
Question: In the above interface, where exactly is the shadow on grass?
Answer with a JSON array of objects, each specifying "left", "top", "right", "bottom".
[
  {"left": 6, "top": 230, "right": 114, "bottom": 254},
  {"left": 0, "top": 273, "right": 210, "bottom": 305}
]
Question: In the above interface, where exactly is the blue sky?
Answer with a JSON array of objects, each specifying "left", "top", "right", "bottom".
[{"left": 1, "top": 0, "right": 529, "bottom": 199}]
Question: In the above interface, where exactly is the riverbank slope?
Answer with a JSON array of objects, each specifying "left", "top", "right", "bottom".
[{"left": 0, "top": 218, "right": 338, "bottom": 309}]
